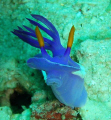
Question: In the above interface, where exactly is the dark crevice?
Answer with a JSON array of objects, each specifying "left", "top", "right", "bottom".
[
  {"left": 76, "top": 112, "right": 83, "bottom": 120},
  {"left": 9, "top": 85, "right": 32, "bottom": 114}
]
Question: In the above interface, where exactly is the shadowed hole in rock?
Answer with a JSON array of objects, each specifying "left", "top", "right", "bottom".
[{"left": 9, "top": 85, "right": 32, "bottom": 114}]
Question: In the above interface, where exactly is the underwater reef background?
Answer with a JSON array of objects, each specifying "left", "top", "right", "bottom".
[{"left": 0, "top": 0, "right": 111, "bottom": 120}]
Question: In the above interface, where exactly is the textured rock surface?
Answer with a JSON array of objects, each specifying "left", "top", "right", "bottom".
[
  {"left": 75, "top": 39, "right": 111, "bottom": 119},
  {"left": 30, "top": 100, "right": 79, "bottom": 120}
]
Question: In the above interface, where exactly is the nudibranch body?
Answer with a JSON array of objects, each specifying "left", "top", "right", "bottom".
[{"left": 12, "top": 15, "right": 87, "bottom": 108}]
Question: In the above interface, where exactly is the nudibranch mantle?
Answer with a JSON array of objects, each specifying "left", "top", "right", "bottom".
[{"left": 12, "top": 14, "right": 87, "bottom": 108}]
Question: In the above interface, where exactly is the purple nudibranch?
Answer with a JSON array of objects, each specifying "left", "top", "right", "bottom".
[{"left": 12, "top": 14, "right": 87, "bottom": 108}]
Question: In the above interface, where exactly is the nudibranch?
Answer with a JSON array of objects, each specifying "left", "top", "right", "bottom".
[{"left": 12, "top": 14, "right": 87, "bottom": 108}]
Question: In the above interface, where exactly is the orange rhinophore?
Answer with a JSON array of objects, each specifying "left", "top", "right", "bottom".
[
  {"left": 35, "top": 26, "right": 44, "bottom": 47},
  {"left": 67, "top": 25, "right": 75, "bottom": 48}
]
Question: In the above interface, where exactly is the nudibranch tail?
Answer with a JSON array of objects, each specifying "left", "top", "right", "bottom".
[{"left": 64, "top": 25, "right": 75, "bottom": 57}]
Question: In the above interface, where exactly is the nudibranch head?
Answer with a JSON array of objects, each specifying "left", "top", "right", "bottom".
[
  {"left": 34, "top": 25, "right": 76, "bottom": 65},
  {"left": 27, "top": 25, "right": 80, "bottom": 72},
  {"left": 12, "top": 14, "right": 87, "bottom": 109}
]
